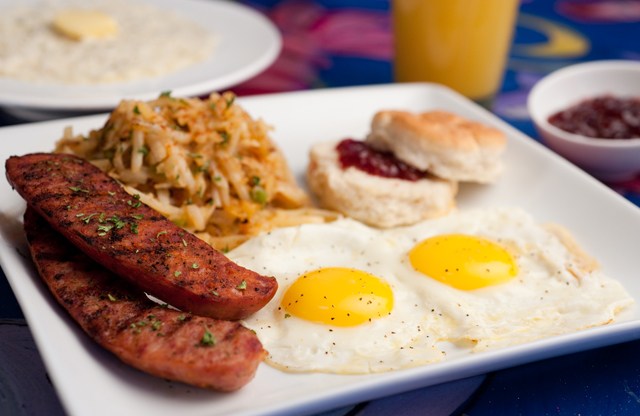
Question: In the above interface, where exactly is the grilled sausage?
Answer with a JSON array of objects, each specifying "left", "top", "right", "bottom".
[
  {"left": 6, "top": 153, "right": 277, "bottom": 320},
  {"left": 23, "top": 207, "right": 265, "bottom": 391}
]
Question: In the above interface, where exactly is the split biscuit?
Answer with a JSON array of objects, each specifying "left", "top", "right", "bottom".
[
  {"left": 306, "top": 140, "right": 457, "bottom": 228},
  {"left": 366, "top": 110, "right": 507, "bottom": 183}
]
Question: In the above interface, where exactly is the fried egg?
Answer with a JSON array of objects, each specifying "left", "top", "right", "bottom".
[
  {"left": 227, "top": 219, "right": 448, "bottom": 374},
  {"left": 386, "top": 207, "right": 634, "bottom": 351},
  {"left": 227, "top": 207, "right": 633, "bottom": 374}
]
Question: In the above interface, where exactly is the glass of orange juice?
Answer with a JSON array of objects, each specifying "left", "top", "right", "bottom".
[{"left": 393, "top": 0, "right": 519, "bottom": 107}]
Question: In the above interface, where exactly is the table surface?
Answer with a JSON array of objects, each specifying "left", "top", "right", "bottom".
[{"left": 3, "top": 0, "right": 640, "bottom": 415}]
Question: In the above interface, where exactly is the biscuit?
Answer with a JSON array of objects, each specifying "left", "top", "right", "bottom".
[
  {"left": 306, "top": 140, "right": 457, "bottom": 228},
  {"left": 366, "top": 110, "right": 507, "bottom": 183}
]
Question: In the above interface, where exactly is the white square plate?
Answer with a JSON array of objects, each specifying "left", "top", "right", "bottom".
[{"left": 1, "top": 84, "right": 640, "bottom": 416}]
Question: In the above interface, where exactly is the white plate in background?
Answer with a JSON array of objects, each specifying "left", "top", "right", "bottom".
[
  {"left": 0, "top": 0, "right": 281, "bottom": 113},
  {"left": 1, "top": 83, "right": 640, "bottom": 416}
]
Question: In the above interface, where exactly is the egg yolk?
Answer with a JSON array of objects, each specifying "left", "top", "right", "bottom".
[
  {"left": 409, "top": 234, "right": 518, "bottom": 290},
  {"left": 280, "top": 267, "right": 394, "bottom": 327}
]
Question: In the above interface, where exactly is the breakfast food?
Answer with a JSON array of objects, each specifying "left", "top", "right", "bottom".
[
  {"left": 23, "top": 208, "right": 265, "bottom": 391},
  {"left": 307, "top": 139, "right": 457, "bottom": 227},
  {"left": 366, "top": 110, "right": 507, "bottom": 183},
  {"left": 55, "top": 92, "right": 333, "bottom": 250},
  {"left": 227, "top": 207, "right": 633, "bottom": 373},
  {"left": 306, "top": 109, "right": 508, "bottom": 228},
  {"left": 386, "top": 207, "right": 633, "bottom": 351},
  {"left": 548, "top": 95, "right": 640, "bottom": 139},
  {"left": 6, "top": 153, "right": 277, "bottom": 320},
  {"left": 4, "top": 91, "right": 634, "bottom": 395},
  {"left": 52, "top": 9, "right": 118, "bottom": 40},
  {"left": 0, "top": 0, "right": 216, "bottom": 84},
  {"left": 228, "top": 219, "right": 448, "bottom": 373}
]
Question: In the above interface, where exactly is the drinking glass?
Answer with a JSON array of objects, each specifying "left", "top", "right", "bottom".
[{"left": 393, "top": 0, "right": 519, "bottom": 108}]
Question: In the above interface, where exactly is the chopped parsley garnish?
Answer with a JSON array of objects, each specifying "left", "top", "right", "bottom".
[
  {"left": 81, "top": 213, "right": 96, "bottom": 224},
  {"left": 236, "top": 280, "right": 247, "bottom": 290},
  {"left": 250, "top": 186, "right": 267, "bottom": 205},
  {"left": 200, "top": 329, "right": 216, "bottom": 347},
  {"left": 97, "top": 224, "right": 114, "bottom": 236},
  {"left": 95, "top": 213, "right": 142, "bottom": 236},
  {"left": 108, "top": 215, "right": 126, "bottom": 230},
  {"left": 219, "top": 131, "right": 230, "bottom": 145},
  {"left": 68, "top": 186, "right": 89, "bottom": 194},
  {"left": 127, "top": 198, "right": 142, "bottom": 208}
]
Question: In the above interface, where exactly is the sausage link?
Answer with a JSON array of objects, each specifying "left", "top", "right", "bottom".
[
  {"left": 6, "top": 153, "right": 277, "bottom": 320},
  {"left": 24, "top": 207, "right": 265, "bottom": 391}
]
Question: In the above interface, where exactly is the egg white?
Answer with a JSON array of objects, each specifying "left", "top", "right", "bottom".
[
  {"left": 228, "top": 219, "right": 449, "bottom": 374},
  {"left": 228, "top": 207, "right": 634, "bottom": 374},
  {"left": 386, "top": 207, "right": 634, "bottom": 351}
]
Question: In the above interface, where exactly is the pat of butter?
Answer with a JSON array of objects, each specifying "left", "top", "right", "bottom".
[{"left": 52, "top": 10, "right": 118, "bottom": 40}]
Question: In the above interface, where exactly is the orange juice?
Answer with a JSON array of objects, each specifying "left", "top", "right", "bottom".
[{"left": 393, "top": 0, "right": 518, "bottom": 103}]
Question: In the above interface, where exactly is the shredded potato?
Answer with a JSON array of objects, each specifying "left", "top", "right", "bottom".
[{"left": 55, "top": 92, "right": 338, "bottom": 250}]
